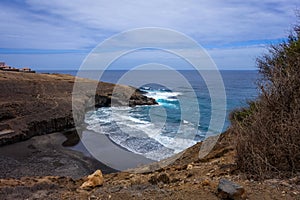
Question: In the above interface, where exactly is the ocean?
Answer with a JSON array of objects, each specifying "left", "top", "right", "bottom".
[{"left": 38, "top": 70, "right": 258, "bottom": 161}]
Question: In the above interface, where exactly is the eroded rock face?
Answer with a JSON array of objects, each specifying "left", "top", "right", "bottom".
[
  {"left": 0, "top": 72, "right": 156, "bottom": 145},
  {"left": 80, "top": 170, "right": 104, "bottom": 190},
  {"left": 217, "top": 178, "right": 246, "bottom": 200}
]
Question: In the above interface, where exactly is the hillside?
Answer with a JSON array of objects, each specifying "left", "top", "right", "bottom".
[{"left": 0, "top": 71, "right": 299, "bottom": 199}]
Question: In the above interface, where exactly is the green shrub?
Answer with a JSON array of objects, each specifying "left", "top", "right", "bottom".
[{"left": 229, "top": 101, "right": 257, "bottom": 123}]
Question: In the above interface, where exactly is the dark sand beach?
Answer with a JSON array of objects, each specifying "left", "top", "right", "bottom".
[
  {"left": 0, "top": 128, "right": 155, "bottom": 179},
  {"left": 70, "top": 130, "right": 155, "bottom": 171},
  {"left": 0, "top": 130, "right": 117, "bottom": 179}
]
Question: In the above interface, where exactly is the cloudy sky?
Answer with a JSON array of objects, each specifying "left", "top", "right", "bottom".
[{"left": 0, "top": 0, "right": 299, "bottom": 70}]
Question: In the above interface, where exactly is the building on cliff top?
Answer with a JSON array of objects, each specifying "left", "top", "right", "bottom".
[
  {"left": 1, "top": 66, "right": 19, "bottom": 72},
  {"left": 20, "top": 67, "right": 35, "bottom": 73},
  {"left": 0, "top": 62, "right": 35, "bottom": 73}
]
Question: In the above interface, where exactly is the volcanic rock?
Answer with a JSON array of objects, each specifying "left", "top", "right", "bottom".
[
  {"left": 0, "top": 71, "right": 156, "bottom": 146},
  {"left": 217, "top": 178, "right": 246, "bottom": 200}
]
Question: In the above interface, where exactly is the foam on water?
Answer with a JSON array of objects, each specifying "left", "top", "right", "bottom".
[
  {"left": 82, "top": 71, "right": 259, "bottom": 161},
  {"left": 84, "top": 87, "right": 202, "bottom": 161},
  {"left": 140, "top": 87, "right": 182, "bottom": 108}
]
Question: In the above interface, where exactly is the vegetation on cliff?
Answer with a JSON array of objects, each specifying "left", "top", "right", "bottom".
[{"left": 230, "top": 16, "right": 300, "bottom": 179}]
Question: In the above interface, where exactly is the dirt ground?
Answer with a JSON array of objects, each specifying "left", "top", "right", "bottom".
[{"left": 0, "top": 132, "right": 299, "bottom": 200}]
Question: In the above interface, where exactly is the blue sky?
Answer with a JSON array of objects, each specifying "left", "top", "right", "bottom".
[{"left": 0, "top": 0, "right": 299, "bottom": 70}]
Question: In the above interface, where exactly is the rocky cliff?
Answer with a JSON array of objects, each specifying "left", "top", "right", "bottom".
[{"left": 0, "top": 71, "right": 156, "bottom": 146}]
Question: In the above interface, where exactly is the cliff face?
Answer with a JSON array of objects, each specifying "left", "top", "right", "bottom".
[{"left": 0, "top": 71, "right": 156, "bottom": 146}]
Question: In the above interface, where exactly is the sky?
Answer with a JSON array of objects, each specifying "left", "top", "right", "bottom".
[{"left": 0, "top": 0, "right": 299, "bottom": 70}]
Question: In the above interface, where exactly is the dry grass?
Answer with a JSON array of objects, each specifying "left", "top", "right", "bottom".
[{"left": 230, "top": 19, "right": 300, "bottom": 179}]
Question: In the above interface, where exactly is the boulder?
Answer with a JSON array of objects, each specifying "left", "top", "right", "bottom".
[
  {"left": 80, "top": 170, "right": 104, "bottom": 190},
  {"left": 217, "top": 179, "right": 246, "bottom": 200}
]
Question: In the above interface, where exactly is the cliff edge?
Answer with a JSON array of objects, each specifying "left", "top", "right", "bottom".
[{"left": 0, "top": 71, "right": 156, "bottom": 146}]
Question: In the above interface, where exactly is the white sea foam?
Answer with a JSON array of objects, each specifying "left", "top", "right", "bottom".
[
  {"left": 84, "top": 89, "right": 199, "bottom": 161},
  {"left": 144, "top": 91, "right": 182, "bottom": 101}
]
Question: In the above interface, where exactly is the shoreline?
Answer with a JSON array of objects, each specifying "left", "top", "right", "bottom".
[
  {"left": 0, "top": 71, "right": 158, "bottom": 179},
  {"left": 0, "top": 128, "right": 156, "bottom": 179},
  {"left": 69, "top": 130, "right": 155, "bottom": 171}
]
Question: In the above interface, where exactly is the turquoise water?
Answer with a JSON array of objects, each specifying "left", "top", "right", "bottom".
[{"left": 38, "top": 70, "right": 258, "bottom": 160}]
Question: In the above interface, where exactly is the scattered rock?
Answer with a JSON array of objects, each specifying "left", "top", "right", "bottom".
[
  {"left": 187, "top": 164, "right": 193, "bottom": 170},
  {"left": 89, "top": 195, "right": 97, "bottom": 200},
  {"left": 280, "top": 181, "right": 291, "bottom": 187},
  {"left": 186, "top": 172, "right": 193, "bottom": 178},
  {"left": 289, "top": 176, "right": 300, "bottom": 185},
  {"left": 202, "top": 179, "right": 210, "bottom": 186},
  {"left": 149, "top": 173, "right": 170, "bottom": 184},
  {"left": 108, "top": 185, "right": 123, "bottom": 193},
  {"left": 80, "top": 170, "right": 104, "bottom": 190},
  {"left": 217, "top": 179, "right": 246, "bottom": 200}
]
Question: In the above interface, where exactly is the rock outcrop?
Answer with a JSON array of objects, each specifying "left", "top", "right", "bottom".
[{"left": 0, "top": 71, "right": 156, "bottom": 146}]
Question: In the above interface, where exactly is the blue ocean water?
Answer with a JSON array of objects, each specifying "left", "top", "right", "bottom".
[{"left": 38, "top": 70, "right": 258, "bottom": 160}]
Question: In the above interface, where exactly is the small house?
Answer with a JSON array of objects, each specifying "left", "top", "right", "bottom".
[
  {"left": 2, "top": 66, "right": 19, "bottom": 72},
  {"left": 20, "top": 67, "right": 35, "bottom": 73},
  {"left": 21, "top": 67, "right": 31, "bottom": 72}
]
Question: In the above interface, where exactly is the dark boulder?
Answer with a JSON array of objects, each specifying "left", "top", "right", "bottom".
[{"left": 217, "top": 179, "right": 246, "bottom": 200}]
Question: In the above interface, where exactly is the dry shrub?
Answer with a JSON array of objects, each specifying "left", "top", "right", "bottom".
[{"left": 230, "top": 18, "right": 300, "bottom": 179}]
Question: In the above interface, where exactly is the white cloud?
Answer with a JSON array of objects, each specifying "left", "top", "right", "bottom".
[
  {"left": 24, "top": 0, "right": 299, "bottom": 44},
  {"left": 0, "top": 2, "right": 100, "bottom": 49},
  {"left": 0, "top": 0, "right": 299, "bottom": 69}
]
